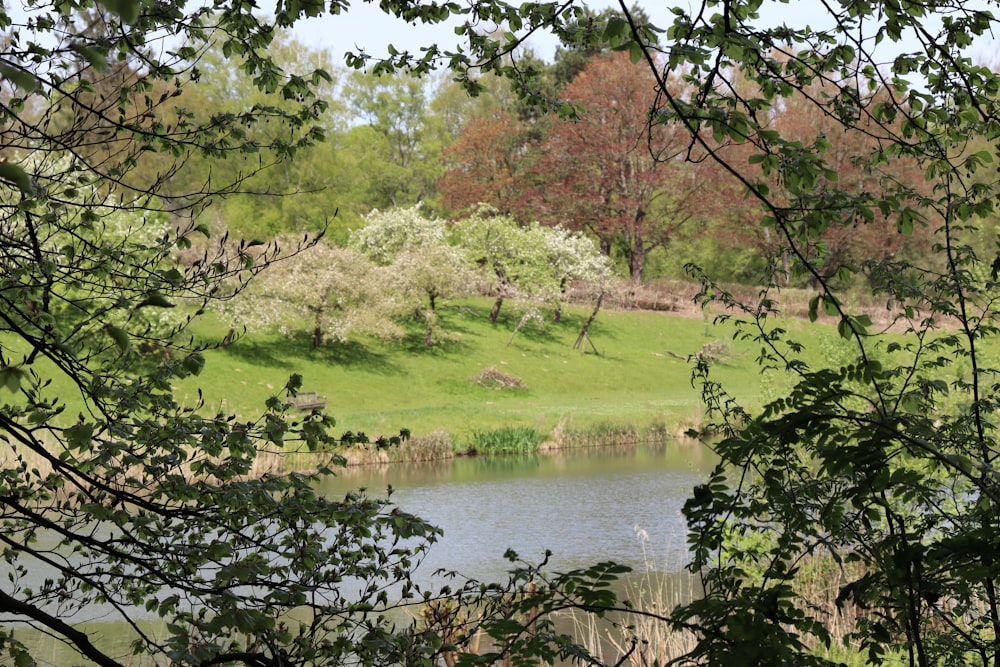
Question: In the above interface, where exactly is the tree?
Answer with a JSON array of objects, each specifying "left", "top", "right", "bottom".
[
  {"left": 528, "top": 51, "right": 714, "bottom": 280},
  {"left": 766, "top": 79, "right": 932, "bottom": 287},
  {"left": 501, "top": 222, "right": 614, "bottom": 346},
  {"left": 438, "top": 109, "right": 540, "bottom": 218},
  {"left": 350, "top": 206, "right": 474, "bottom": 345},
  {"left": 611, "top": 2, "right": 1000, "bottom": 665},
  {"left": 343, "top": 69, "right": 442, "bottom": 207},
  {"left": 219, "top": 239, "right": 408, "bottom": 347},
  {"left": 452, "top": 206, "right": 550, "bottom": 324},
  {"left": 0, "top": 2, "right": 634, "bottom": 665},
  {"left": 442, "top": 50, "right": 714, "bottom": 280},
  {"left": 528, "top": 222, "right": 613, "bottom": 325}
]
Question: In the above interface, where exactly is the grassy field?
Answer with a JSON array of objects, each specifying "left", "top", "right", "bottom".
[{"left": 172, "top": 297, "right": 832, "bottom": 445}]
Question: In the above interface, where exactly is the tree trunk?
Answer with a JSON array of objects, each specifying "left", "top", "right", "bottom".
[
  {"left": 627, "top": 243, "right": 645, "bottom": 281},
  {"left": 312, "top": 326, "right": 323, "bottom": 348},
  {"left": 573, "top": 292, "right": 604, "bottom": 351},
  {"left": 599, "top": 235, "right": 612, "bottom": 256},
  {"left": 489, "top": 296, "right": 504, "bottom": 323},
  {"left": 507, "top": 312, "right": 531, "bottom": 346}
]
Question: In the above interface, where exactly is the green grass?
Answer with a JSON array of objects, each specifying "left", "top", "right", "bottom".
[
  {"left": 170, "top": 297, "right": 820, "bottom": 443},
  {"left": 8, "top": 297, "right": 832, "bottom": 443}
]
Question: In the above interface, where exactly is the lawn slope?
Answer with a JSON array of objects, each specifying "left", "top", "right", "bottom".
[{"left": 182, "top": 299, "right": 799, "bottom": 442}]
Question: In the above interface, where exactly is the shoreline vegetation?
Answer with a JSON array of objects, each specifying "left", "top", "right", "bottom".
[{"left": 249, "top": 419, "right": 705, "bottom": 476}]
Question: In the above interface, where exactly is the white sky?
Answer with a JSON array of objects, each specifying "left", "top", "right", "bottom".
[{"left": 287, "top": 0, "right": 999, "bottom": 69}]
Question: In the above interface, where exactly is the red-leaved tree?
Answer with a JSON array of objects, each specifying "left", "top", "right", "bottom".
[
  {"left": 526, "top": 52, "right": 712, "bottom": 280},
  {"left": 438, "top": 110, "right": 540, "bottom": 219}
]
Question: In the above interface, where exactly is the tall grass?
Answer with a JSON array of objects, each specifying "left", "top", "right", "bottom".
[
  {"left": 461, "top": 427, "right": 545, "bottom": 455},
  {"left": 566, "top": 531, "right": 880, "bottom": 666}
]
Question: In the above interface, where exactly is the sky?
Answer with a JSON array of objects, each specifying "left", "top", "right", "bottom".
[{"left": 286, "top": 0, "right": 999, "bottom": 74}]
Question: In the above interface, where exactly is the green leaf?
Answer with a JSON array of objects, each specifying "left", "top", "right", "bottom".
[
  {"left": 181, "top": 353, "right": 205, "bottom": 376},
  {"left": 603, "top": 16, "right": 629, "bottom": 43},
  {"left": 0, "top": 162, "right": 38, "bottom": 196},
  {"left": 135, "top": 292, "right": 174, "bottom": 309},
  {"left": 105, "top": 324, "right": 130, "bottom": 353},
  {"left": 0, "top": 366, "right": 25, "bottom": 393},
  {"left": 629, "top": 41, "right": 644, "bottom": 64},
  {"left": 13, "top": 647, "right": 33, "bottom": 667},
  {"left": 103, "top": 0, "right": 140, "bottom": 24},
  {"left": 821, "top": 295, "right": 840, "bottom": 317},
  {"left": 64, "top": 422, "right": 94, "bottom": 450},
  {"left": 0, "top": 64, "right": 40, "bottom": 93},
  {"left": 70, "top": 43, "right": 109, "bottom": 72}
]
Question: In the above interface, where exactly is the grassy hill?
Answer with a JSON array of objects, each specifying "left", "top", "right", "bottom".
[{"left": 178, "top": 298, "right": 831, "bottom": 446}]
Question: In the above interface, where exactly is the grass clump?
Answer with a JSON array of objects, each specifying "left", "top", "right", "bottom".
[{"left": 462, "top": 427, "right": 545, "bottom": 455}]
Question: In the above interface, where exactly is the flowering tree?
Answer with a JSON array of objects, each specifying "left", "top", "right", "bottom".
[
  {"left": 350, "top": 206, "right": 474, "bottom": 345},
  {"left": 221, "top": 240, "right": 406, "bottom": 347},
  {"left": 452, "top": 206, "right": 549, "bottom": 323},
  {"left": 349, "top": 205, "right": 450, "bottom": 263},
  {"left": 530, "top": 222, "right": 614, "bottom": 323},
  {"left": 0, "top": 0, "right": 642, "bottom": 663}
]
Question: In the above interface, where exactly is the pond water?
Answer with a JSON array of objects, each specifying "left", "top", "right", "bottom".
[
  {"left": 321, "top": 443, "right": 714, "bottom": 584},
  {"left": 10, "top": 443, "right": 713, "bottom": 664}
]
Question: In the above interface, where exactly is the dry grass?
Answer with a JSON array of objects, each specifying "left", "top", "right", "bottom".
[{"left": 470, "top": 367, "right": 526, "bottom": 390}]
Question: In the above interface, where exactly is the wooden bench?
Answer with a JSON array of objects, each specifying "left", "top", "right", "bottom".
[{"left": 286, "top": 391, "right": 327, "bottom": 411}]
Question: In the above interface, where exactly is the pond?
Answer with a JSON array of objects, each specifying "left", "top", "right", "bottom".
[
  {"left": 321, "top": 442, "right": 714, "bottom": 584},
  {"left": 9, "top": 442, "right": 713, "bottom": 663}
]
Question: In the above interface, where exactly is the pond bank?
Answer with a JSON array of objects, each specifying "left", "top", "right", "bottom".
[{"left": 251, "top": 417, "right": 710, "bottom": 476}]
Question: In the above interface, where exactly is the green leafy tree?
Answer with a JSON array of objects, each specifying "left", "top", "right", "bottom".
[
  {"left": 153, "top": 30, "right": 351, "bottom": 239},
  {"left": 334, "top": 0, "right": 1000, "bottom": 662},
  {"left": 343, "top": 70, "right": 443, "bottom": 207},
  {"left": 0, "top": 1, "right": 634, "bottom": 665},
  {"left": 608, "top": 2, "right": 1000, "bottom": 666}
]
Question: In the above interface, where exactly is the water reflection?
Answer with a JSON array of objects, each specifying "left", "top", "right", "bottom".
[{"left": 318, "top": 443, "right": 713, "bottom": 586}]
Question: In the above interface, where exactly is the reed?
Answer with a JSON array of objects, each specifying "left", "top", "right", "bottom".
[
  {"left": 546, "top": 420, "right": 686, "bottom": 449},
  {"left": 460, "top": 427, "right": 545, "bottom": 455}
]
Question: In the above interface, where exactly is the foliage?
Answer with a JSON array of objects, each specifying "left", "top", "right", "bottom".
[
  {"left": 528, "top": 52, "right": 712, "bottom": 280},
  {"left": 152, "top": 29, "right": 345, "bottom": 239},
  {"left": 452, "top": 205, "right": 612, "bottom": 340},
  {"left": 441, "top": 52, "right": 718, "bottom": 281},
  {"left": 0, "top": 2, "right": 629, "bottom": 665},
  {"left": 350, "top": 206, "right": 474, "bottom": 345},
  {"left": 612, "top": 1, "right": 1000, "bottom": 665},
  {"left": 343, "top": 69, "right": 444, "bottom": 208},
  {"left": 350, "top": 205, "right": 450, "bottom": 264},
  {"left": 439, "top": 109, "right": 542, "bottom": 218}
]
